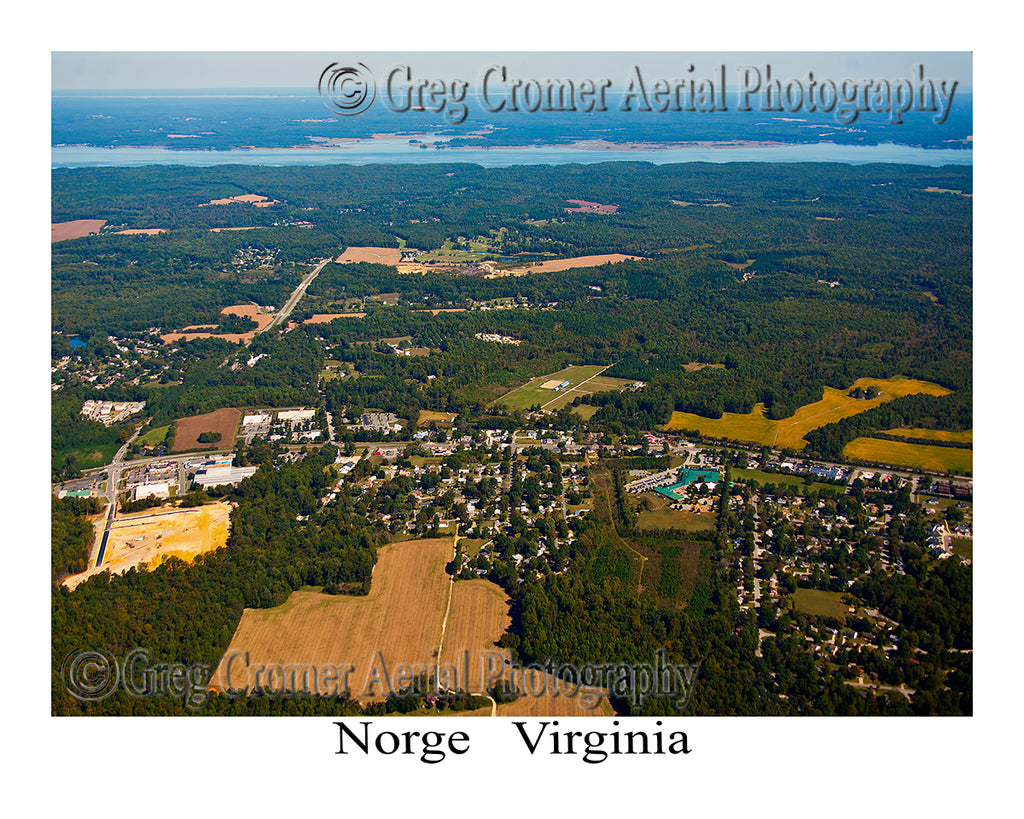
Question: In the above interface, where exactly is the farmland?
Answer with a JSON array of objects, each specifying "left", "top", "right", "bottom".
[
  {"left": 52, "top": 219, "right": 106, "bottom": 242},
  {"left": 664, "top": 376, "right": 952, "bottom": 449},
  {"left": 843, "top": 437, "right": 973, "bottom": 474},
  {"left": 160, "top": 304, "right": 274, "bottom": 345},
  {"left": 885, "top": 428, "right": 973, "bottom": 445},
  {"left": 211, "top": 537, "right": 453, "bottom": 700},
  {"left": 335, "top": 246, "right": 403, "bottom": 265},
  {"left": 171, "top": 407, "right": 241, "bottom": 453},
  {"left": 492, "top": 364, "right": 636, "bottom": 411},
  {"left": 517, "top": 253, "right": 644, "bottom": 273}
]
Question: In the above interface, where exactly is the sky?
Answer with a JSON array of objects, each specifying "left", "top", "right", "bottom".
[{"left": 51, "top": 51, "right": 973, "bottom": 91}]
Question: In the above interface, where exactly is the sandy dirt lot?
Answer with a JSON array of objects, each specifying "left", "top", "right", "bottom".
[
  {"left": 62, "top": 502, "right": 232, "bottom": 591},
  {"left": 204, "top": 194, "right": 279, "bottom": 207},
  {"left": 161, "top": 304, "right": 274, "bottom": 345},
  {"left": 171, "top": 407, "right": 241, "bottom": 452},
  {"left": 286, "top": 313, "right": 367, "bottom": 330},
  {"left": 52, "top": 219, "right": 106, "bottom": 242},
  {"left": 336, "top": 247, "right": 403, "bottom": 265}
]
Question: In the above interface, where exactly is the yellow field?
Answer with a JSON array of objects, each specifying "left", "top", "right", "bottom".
[
  {"left": 886, "top": 428, "right": 973, "bottom": 445},
  {"left": 664, "top": 376, "right": 951, "bottom": 449},
  {"left": 418, "top": 410, "right": 458, "bottom": 425},
  {"left": 210, "top": 537, "right": 612, "bottom": 714},
  {"left": 843, "top": 437, "right": 973, "bottom": 474}
]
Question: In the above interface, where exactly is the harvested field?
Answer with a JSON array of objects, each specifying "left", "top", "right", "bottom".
[
  {"left": 439, "top": 580, "right": 511, "bottom": 693},
  {"left": 161, "top": 304, "right": 274, "bottom": 345},
  {"left": 336, "top": 246, "right": 403, "bottom": 265},
  {"left": 114, "top": 228, "right": 165, "bottom": 235},
  {"left": 301, "top": 312, "right": 367, "bottom": 323},
  {"left": 564, "top": 199, "right": 618, "bottom": 213},
  {"left": 412, "top": 308, "right": 468, "bottom": 315},
  {"left": 171, "top": 407, "right": 241, "bottom": 453},
  {"left": 665, "top": 376, "right": 951, "bottom": 449},
  {"left": 517, "top": 254, "right": 644, "bottom": 274},
  {"left": 210, "top": 537, "right": 612, "bottom": 714},
  {"left": 62, "top": 502, "right": 232, "bottom": 591},
  {"left": 418, "top": 410, "right": 458, "bottom": 425},
  {"left": 208, "top": 226, "right": 261, "bottom": 232},
  {"left": 441, "top": 579, "right": 612, "bottom": 716},
  {"left": 52, "top": 219, "right": 106, "bottom": 242},
  {"left": 210, "top": 538, "right": 453, "bottom": 700},
  {"left": 843, "top": 437, "right": 973, "bottom": 474}
]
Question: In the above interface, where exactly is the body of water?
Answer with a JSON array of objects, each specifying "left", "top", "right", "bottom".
[{"left": 52, "top": 141, "right": 972, "bottom": 169}]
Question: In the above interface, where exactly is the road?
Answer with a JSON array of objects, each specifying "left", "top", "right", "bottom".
[
  {"left": 93, "top": 426, "right": 142, "bottom": 568},
  {"left": 259, "top": 257, "right": 332, "bottom": 333},
  {"left": 539, "top": 365, "right": 613, "bottom": 411}
]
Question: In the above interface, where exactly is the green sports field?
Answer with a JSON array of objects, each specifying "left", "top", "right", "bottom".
[{"left": 491, "top": 365, "right": 611, "bottom": 410}]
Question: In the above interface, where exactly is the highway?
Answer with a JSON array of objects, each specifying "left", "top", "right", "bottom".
[
  {"left": 93, "top": 426, "right": 142, "bottom": 568},
  {"left": 259, "top": 257, "right": 332, "bottom": 334}
]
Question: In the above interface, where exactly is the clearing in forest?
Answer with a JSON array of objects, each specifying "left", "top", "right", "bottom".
[{"left": 493, "top": 365, "right": 636, "bottom": 411}]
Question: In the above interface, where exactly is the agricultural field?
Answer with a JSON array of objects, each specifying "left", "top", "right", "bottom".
[
  {"left": 170, "top": 407, "right": 240, "bottom": 453},
  {"left": 418, "top": 410, "right": 458, "bottom": 426},
  {"left": 52, "top": 219, "right": 106, "bottom": 242},
  {"left": 210, "top": 536, "right": 612, "bottom": 714},
  {"left": 492, "top": 365, "right": 635, "bottom": 411},
  {"left": 664, "top": 376, "right": 952, "bottom": 449},
  {"left": 791, "top": 588, "right": 855, "bottom": 621},
  {"left": 885, "top": 428, "right": 973, "bottom": 445},
  {"left": 63, "top": 501, "right": 233, "bottom": 591},
  {"left": 517, "top": 253, "right": 644, "bottom": 273},
  {"left": 335, "top": 246, "right": 403, "bottom": 265},
  {"left": 843, "top": 437, "right": 973, "bottom": 474},
  {"left": 210, "top": 537, "right": 453, "bottom": 700},
  {"left": 160, "top": 304, "right": 274, "bottom": 345}
]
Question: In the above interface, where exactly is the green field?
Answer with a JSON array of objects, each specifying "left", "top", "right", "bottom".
[
  {"left": 491, "top": 365, "right": 609, "bottom": 410},
  {"left": 492, "top": 365, "right": 638, "bottom": 412},
  {"left": 56, "top": 441, "right": 121, "bottom": 471},
  {"left": 950, "top": 538, "right": 973, "bottom": 560},
  {"left": 137, "top": 424, "right": 170, "bottom": 445},
  {"left": 792, "top": 588, "right": 855, "bottom": 620},
  {"left": 732, "top": 468, "right": 843, "bottom": 494},
  {"left": 665, "top": 376, "right": 951, "bottom": 449},
  {"left": 843, "top": 437, "right": 973, "bottom": 474},
  {"left": 637, "top": 505, "right": 716, "bottom": 532}
]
